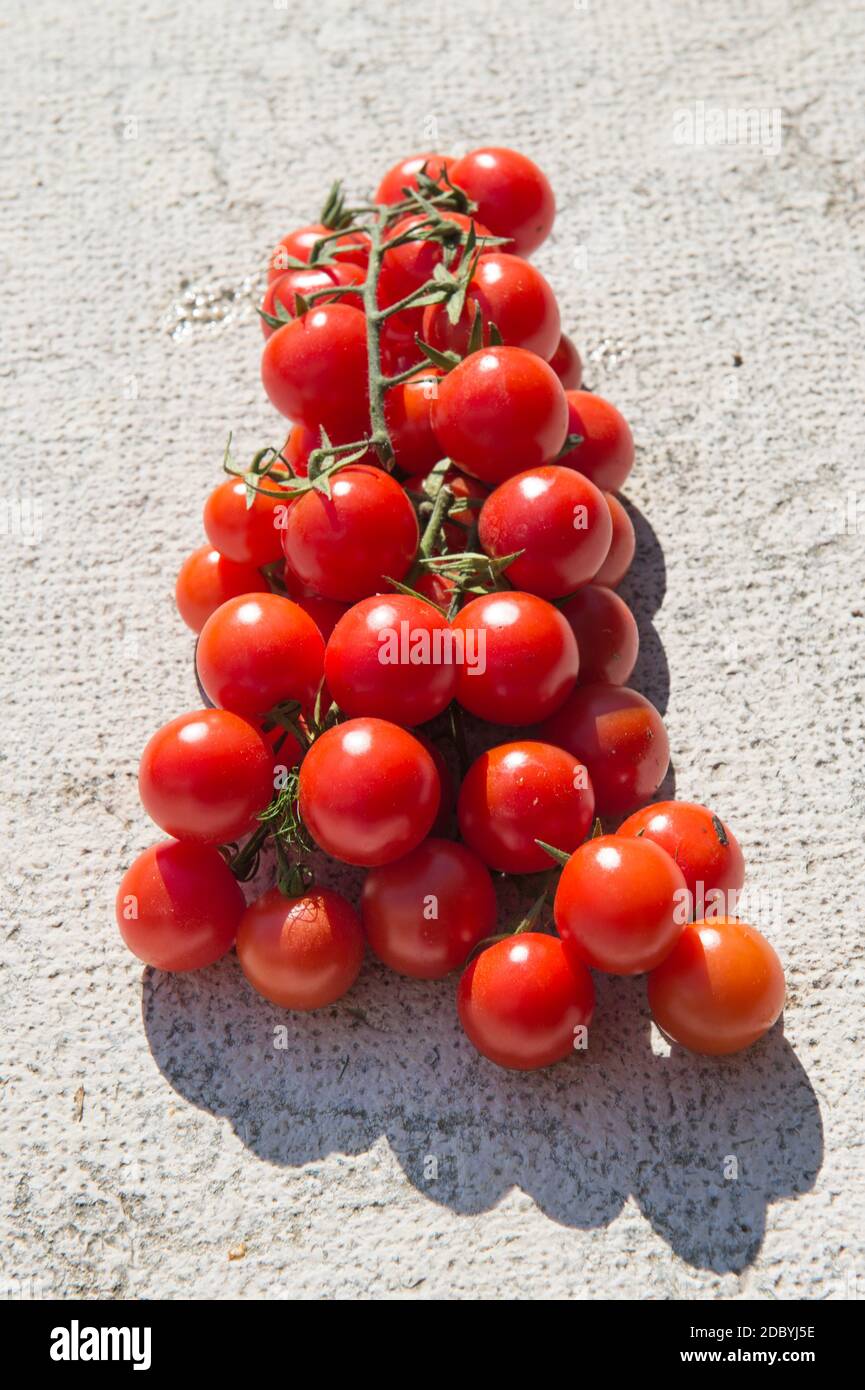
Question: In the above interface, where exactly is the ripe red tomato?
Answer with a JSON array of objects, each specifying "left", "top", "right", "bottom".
[
  {"left": 457, "top": 933, "right": 594, "bottom": 1070},
  {"left": 175, "top": 546, "right": 268, "bottom": 634},
  {"left": 548, "top": 334, "right": 582, "bottom": 389},
  {"left": 268, "top": 223, "right": 369, "bottom": 280},
  {"left": 196, "top": 593, "right": 325, "bottom": 717},
  {"left": 375, "top": 152, "right": 452, "bottom": 203},
  {"left": 559, "top": 584, "right": 639, "bottom": 686},
  {"left": 433, "top": 347, "right": 568, "bottom": 485},
  {"left": 261, "top": 305, "right": 369, "bottom": 441},
  {"left": 648, "top": 918, "right": 785, "bottom": 1054},
  {"left": 384, "top": 369, "right": 442, "bottom": 474},
  {"left": 617, "top": 801, "right": 745, "bottom": 910},
  {"left": 554, "top": 834, "right": 686, "bottom": 975},
  {"left": 298, "top": 717, "right": 440, "bottom": 866},
  {"left": 414, "top": 734, "right": 457, "bottom": 835},
  {"left": 361, "top": 838, "right": 496, "bottom": 978},
  {"left": 478, "top": 464, "right": 612, "bottom": 598},
  {"left": 449, "top": 147, "right": 554, "bottom": 257},
  {"left": 559, "top": 391, "right": 634, "bottom": 492},
  {"left": 291, "top": 594, "right": 349, "bottom": 644},
  {"left": 379, "top": 211, "right": 492, "bottom": 307},
  {"left": 280, "top": 422, "right": 319, "bottom": 477},
  {"left": 116, "top": 840, "right": 244, "bottom": 971},
  {"left": 237, "top": 886, "right": 364, "bottom": 1010},
  {"left": 421, "top": 253, "right": 560, "bottom": 360},
  {"left": 282, "top": 465, "right": 419, "bottom": 602},
  {"left": 452, "top": 591, "right": 579, "bottom": 725},
  {"left": 380, "top": 306, "right": 427, "bottom": 375},
  {"left": 592, "top": 493, "right": 635, "bottom": 587},
  {"left": 139, "top": 709, "right": 274, "bottom": 845},
  {"left": 324, "top": 594, "right": 457, "bottom": 726},
  {"left": 260, "top": 263, "right": 363, "bottom": 338},
  {"left": 203, "top": 471, "right": 293, "bottom": 567},
  {"left": 402, "top": 569, "right": 457, "bottom": 610},
  {"left": 458, "top": 741, "right": 594, "bottom": 873},
  {"left": 538, "top": 683, "right": 669, "bottom": 818}
]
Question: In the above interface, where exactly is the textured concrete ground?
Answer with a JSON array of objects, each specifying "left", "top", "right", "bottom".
[{"left": 1, "top": 0, "right": 863, "bottom": 1300}]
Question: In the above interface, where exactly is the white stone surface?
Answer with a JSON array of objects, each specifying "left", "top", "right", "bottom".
[{"left": 1, "top": 0, "right": 863, "bottom": 1300}]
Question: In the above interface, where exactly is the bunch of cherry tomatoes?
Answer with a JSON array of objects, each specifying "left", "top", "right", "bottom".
[{"left": 116, "top": 147, "right": 785, "bottom": 1070}]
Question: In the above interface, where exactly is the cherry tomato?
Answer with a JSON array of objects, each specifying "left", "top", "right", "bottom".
[
  {"left": 282, "top": 465, "right": 419, "bottom": 602},
  {"left": 380, "top": 306, "right": 427, "bottom": 376},
  {"left": 196, "top": 593, "right": 325, "bottom": 717},
  {"left": 298, "top": 717, "right": 440, "bottom": 866},
  {"left": 237, "top": 886, "right": 364, "bottom": 1010},
  {"left": 617, "top": 801, "right": 745, "bottom": 911},
  {"left": 203, "top": 470, "right": 293, "bottom": 567},
  {"left": 402, "top": 569, "right": 456, "bottom": 611},
  {"left": 478, "top": 464, "right": 612, "bottom": 598},
  {"left": 139, "top": 709, "right": 274, "bottom": 845},
  {"left": 548, "top": 334, "right": 583, "bottom": 389},
  {"left": 260, "top": 263, "right": 363, "bottom": 338},
  {"left": 554, "top": 834, "right": 686, "bottom": 975},
  {"left": 375, "top": 152, "right": 452, "bottom": 204},
  {"left": 421, "top": 253, "right": 560, "bottom": 360},
  {"left": 449, "top": 147, "right": 555, "bottom": 257},
  {"left": 458, "top": 933, "right": 594, "bottom": 1071},
  {"left": 538, "top": 683, "right": 669, "bottom": 818},
  {"left": 384, "top": 369, "right": 442, "bottom": 474},
  {"left": 175, "top": 545, "right": 268, "bottom": 634},
  {"left": 280, "top": 422, "right": 319, "bottom": 477},
  {"left": 415, "top": 735, "right": 457, "bottom": 834},
  {"left": 324, "top": 594, "right": 457, "bottom": 726},
  {"left": 592, "top": 493, "right": 635, "bottom": 587},
  {"left": 261, "top": 305, "right": 369, "bottom": 442},
  {"left": 116, "top": 840, "right": 244, "bottom": 971},
  {"left": 362, "top": 838, "right": 496, "bottom": 978},
  {"left": 379, "top": 211, "right": 493, "bottom": 307},
  {"left": 403, "top": 466, "right": 488, "bottom": 550},
  {"left": 452, "top": 591, "right": 579, "bottom": 725},
  {"left": 559, "top": 391, "right": 634, "bottom": 492},
  {"left": 458, "top": 741, "right": 594, "bottom": 874},
  {"left": 433, "top": 347, "right": 568, "bottom": 485},
  {"left": 648, "top": 918, "right": 785, "bottom": 1055},
  {"left": 268, "top": 223, "right": 369, "bottom": 280},
  {"left": 559, "top": 584, "right": 639, "bottom": 686},
  {"left": 291, "top": 594, "right": 349, "bottom": 644}
]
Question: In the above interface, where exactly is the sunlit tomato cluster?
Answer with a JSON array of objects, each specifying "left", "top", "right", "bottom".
[{"left": 118, "top": 147, "right": 785, "bottom": 1065}]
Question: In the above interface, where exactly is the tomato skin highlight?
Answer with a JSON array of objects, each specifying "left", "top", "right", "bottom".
[
  {"left": 175, "top": 546, "right": 268, "bottom": 634},
  {"left": 452, "top": 591, "right": 579, "bottom": 725},
  {"left": 449, "top": 147, "right": 555, "bottom": 257},
  {"left": 559, "top": 584, "right": 639, "bottom": 686},
  {"left": 237, "top": 886, "right": 364, "bottom": 1010},
  {"left": 203, "top": 471, "right": 292, "bottom": 567},
  {"left": 478, "top": 464, "right": 612, "bottom": 599},
  {"left": 554, "top": 834, "right": 687, "bottom": 975},
  {"left": 298, "top": 718, "right": 440, "bottom": 867},
  {"left": 282, "top": 465, "right": 419, "bottom": 603},
  {"left": 592, "top": 493, "right": 635, "bottom": 588},
  {"left": 538, "top": 682, "right": 669, "bottom": 818},
  {"left": 432, "top": 347, "right": 569, "bottom": 485},
  {"left": 617, "top": 801, "right": 745, "bottom": 908},
  {"left": 116, "top": 840, "right": 244, "bottom": 971},
  {"left": 458, "top": 933, "right": 594, "bottom": 1071},
  {"left": 362, "top": 838, "right": 496, "bottom": 979},
  {"left": 375, "top": 152, "right": 452, "bottom": 204},
  {"left": 648, "top": 918, "right": 785, "bottom": 1055},
  {"left": 548, "top": 334, "right": 582, "bottom": 389},
  {"left": 422, "top": 253, "right": 561, "bottom": 360},
  {"left": 261, "top": 305, "right": 370, "bottom": 441},
  {"left": 458, "top": 740, "right": 594, "bottom": 874},
  {"left": 324, "top": 594, "right": 457, "bottom": 726},
  {"left": 139, "top": 709, "right": 274, "bottom": 845},
  {"left": 196, "top": 593, "right": 326, "bottom": 717},
  {"left": 559, "top": 391, "right": 634, "bottom": 493}
]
